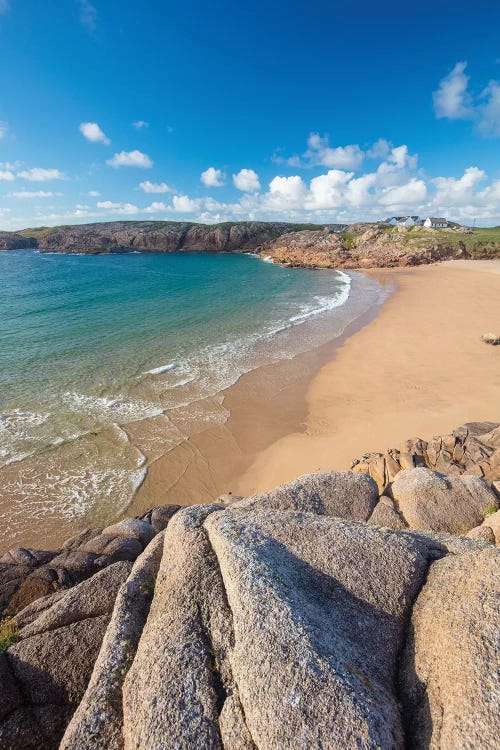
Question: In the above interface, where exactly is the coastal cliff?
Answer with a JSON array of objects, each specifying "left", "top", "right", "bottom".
[
  {"left": 0, "top": 422, "right": 498, "bottom": 749},
  {"left": 5, "top": 220, "right": 500, "bottom": 268}
]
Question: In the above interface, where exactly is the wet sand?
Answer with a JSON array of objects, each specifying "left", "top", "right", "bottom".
[{"left": 233, "top": 260, "right": 500, "bottom": 495}]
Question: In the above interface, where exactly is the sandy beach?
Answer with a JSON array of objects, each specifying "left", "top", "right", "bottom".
[{"left": 232, "top": 259, "right": 500, "bottom": 496}]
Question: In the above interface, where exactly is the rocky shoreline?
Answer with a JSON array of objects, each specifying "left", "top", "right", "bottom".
[
  {"left": 1, "top": 421, "right": 498, "bottom": 749},
  {"left": 2, "top": 220, "right": 498, "bottom": 268}
]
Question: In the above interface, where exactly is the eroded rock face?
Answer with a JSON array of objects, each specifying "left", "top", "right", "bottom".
[
  {"left": 351, "top": 421, "right": 500, "bottom": 495},
  {"left": 0, "top": 515, "right": 163, "bottom": 617},
  {"left": 259, "top": 227, "right": 468, "bottom": 268},
  {"left": 7, "top": 221, "right": 311, "bottom": 255}
]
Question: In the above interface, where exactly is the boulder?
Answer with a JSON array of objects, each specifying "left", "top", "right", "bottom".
[
  {"left": 467, "top": 525, "right": 496, "bottom": 543},
  {"left": 232, "top": 471, "right": 379, "bottom": 521},
  {"left": 391, "top": 468, "right": 498, "bottom": 534},
  {"left": 368, "top": 495, "right": 408, "bottom": 530},
  {"left": 101, "top": 518, "right": 155, "bottom": 547},
  {"left": 398, "top": 547, "right": 500, "bottom": 749},
  {"left": 481, "top": 509, "right": 500, "bottom": 544},
  {"left": 123, "top": 505, "right": 430, "bottom": 749},
  {"left": 61, "top": 533, "right": 165, "bottom": 750}
]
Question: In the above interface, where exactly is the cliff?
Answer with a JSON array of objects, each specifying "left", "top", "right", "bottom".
[
  {"left": 14, "top": 221, "right": 324, "bottom": 255},
  {"left": 258, "top": 226, "right": 470, "bottom": 268},
  {"left": 0, "top": 232, "right": 37, "bottom": 251},
  {"left": 0, "top": 422, "right": 498, "bottom": 749}
]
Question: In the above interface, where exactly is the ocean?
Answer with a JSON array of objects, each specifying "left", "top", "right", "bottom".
[{"left": 0, "top": 249, "right": 385, "bottom": 548}]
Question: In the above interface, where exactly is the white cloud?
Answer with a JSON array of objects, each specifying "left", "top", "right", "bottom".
[
  {"left": 305, "top": 133, "right": 364, "bottom": 170},
  {"left": 79, "top": 121, "right": 110, "bottom": 145},
  {"left": 305, "top": 170, "right": 353, "bottom": 210},
  {"left": 77, "top": 0, "right": 97, "bottom": 33},
  {"left": 10, "top": 191, "right": 63, "bottom": 198},
  {"left": 432, "top": 166, "right": 486, "bottom": 205},
  {"left": 0, "top": 121, "right": 7, "bottom": 139},
  {"left": 233, "top": 168, "right": 260, "bottom": 192},
  {"left": 171, "top": 195, "right": 200, "bottom": 213},
  {"left": 18, "top": 168, "right": 67, "bottom": 181},
  {"left": 87, "top": 190, "right": 100, "bottom": 196},
  {"left": 143, "top": 201, "right": 169, "bottom": 213},
  {"left": 106, "top": 150, "right": 153, "bottom": 168},
  {"left": 96, "top": 200, "right": 139, "bottom": 214},
  {"left": 378, "top": 178, "right": 427, "bottom": 207},
  {"left": 201, "top": 167, "right": 225, "bottom": 187},
  {"left": 265, "top": 175, "right": 307, "bottom": 210},
  {"left": 0, "top": 170, "right": 14, "bottom": 181},
  {"left": 132, "top": 120, "right": 149, "bottom": 129},
  {"left": 477, "top": 81, "right": 500, "bottom": 137},
  {"left": 139, "top": 180, "right": 173, "bottom": 194},
  {"left": 433, "top": 61, "right": 473, "bottom": 119},
  {"left": 367, "top": 138, "right": 391, "bottom": 160}
]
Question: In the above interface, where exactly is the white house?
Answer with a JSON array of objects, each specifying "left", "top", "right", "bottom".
[
  {"left": 424, "top": 217, "right": 448, "bottom": 228},
  {"left": 386, "top": 216, "right": 421, "bottom": 227}
]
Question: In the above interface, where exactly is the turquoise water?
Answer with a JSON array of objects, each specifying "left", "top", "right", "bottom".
[{"left": 0, "top": 249, "right": 383, "bottom": 545}]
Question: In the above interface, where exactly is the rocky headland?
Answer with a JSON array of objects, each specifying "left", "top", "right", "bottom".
[
  {"left": 2, "top": 220, "right": 499, "bottom": 268},
  {"left": 1, "top": 421, "right": 499, "bottom": 749}
]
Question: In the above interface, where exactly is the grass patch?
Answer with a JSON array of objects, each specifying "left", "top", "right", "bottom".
[
  {"left": 0, "top": 618, "right": 20, "bottom": 651},
  {"left": 485, "top": 503, "right": 498, "bottom": 517}
]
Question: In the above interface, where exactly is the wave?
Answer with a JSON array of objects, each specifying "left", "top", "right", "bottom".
[{"left": 143, "top": 362, "right": 177, "bottom": 375}]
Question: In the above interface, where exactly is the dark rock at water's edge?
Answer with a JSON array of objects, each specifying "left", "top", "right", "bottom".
[
  {"left": 0, "top": 425, "right": 499, "bottom": 749},
  {"left": 0, "top": 232, "right": 37, "bottom": 250}
]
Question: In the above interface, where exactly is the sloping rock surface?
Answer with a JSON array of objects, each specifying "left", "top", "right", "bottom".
[{"left": 0, "top": 469, "right": 498, "bottom": 749}]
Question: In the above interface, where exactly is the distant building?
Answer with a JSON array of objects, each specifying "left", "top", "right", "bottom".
[
  {"left": 423, "top": 217, "right": 448, "bottom": 228},
  {"left": 385, "top": 216, "right": 421, "bottom": 227}
]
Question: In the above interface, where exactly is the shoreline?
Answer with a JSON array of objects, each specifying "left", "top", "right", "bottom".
[
  {"left": 233, "top": 259, "right": 500, "bottom": 496},
  {"left": 127, "top": 276, "right": 390, "bottom": 517}
]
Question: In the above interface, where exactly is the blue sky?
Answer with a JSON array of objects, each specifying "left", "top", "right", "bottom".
[{"left": 0, "top": 0, "right": 499, "bottom": 228}]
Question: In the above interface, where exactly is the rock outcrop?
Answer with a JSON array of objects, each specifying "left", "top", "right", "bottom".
[
  {"left": 258, "top": 227, "right": 468, "bottom": 268},
  {"left": 0, "top": 435, "right": 499, "bottom": 748},
  {"left": 351, "top": 421, "right": 500, "bottom": 494},
  {"left": 0, "top": 232, "right": 37, "bottom": 251}
]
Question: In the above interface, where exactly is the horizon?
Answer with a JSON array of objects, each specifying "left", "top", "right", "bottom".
[{"left": 0, "top": 0, "right": 499, "bottom": 229}]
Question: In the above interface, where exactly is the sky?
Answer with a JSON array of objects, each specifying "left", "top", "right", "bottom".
[{"left": 0, "top": 0, "right": 499, "bottom": 229}]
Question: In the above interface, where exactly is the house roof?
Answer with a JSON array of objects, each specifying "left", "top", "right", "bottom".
[{"left": 427, "top": 217, "right": 447, "bottom": 223}]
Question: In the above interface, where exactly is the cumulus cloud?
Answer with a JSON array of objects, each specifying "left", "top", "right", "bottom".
[
  {"left": 106, "top": 150, "right": 153, "bottom": 168},
  {"left": 96, "top": 200, "right": 139, "bottom": 214},
  {"left": 139, "top": 180, "right": 173, "bottom": 193},
  {"left": 79, "top": 122, "right": 110, "bottom": 144},
  {"left": 132, "top": 120, "right": 149, "bottom": 129},
  {"left": 305, "top": 133, "right": 364, "bottom": 170},
  {"left": 10, "top": 191, "right": 63, "bottom": 198},
  {"left": 18, "top": 168, "right": 67, "bottom": 181},
  {"left": 201, "top": 167, "right": 225, "bottom": 187},
  {"left": 0, "top": 169, "right": 14, "bottom": 181},
  {"left": 233, "top": 168, "right": 260, "bottom": 192},
  {"left": 171, "top": 195, "right": 200, "bottom": 213},
  {"left": 143, "top": 201, "right": 169, "bottom": 213}
]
